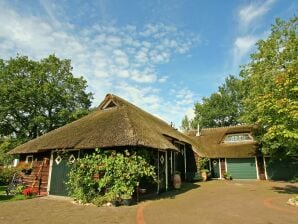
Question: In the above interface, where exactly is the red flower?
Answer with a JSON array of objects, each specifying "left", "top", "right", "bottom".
[{"left": 22, "top": 187, "right": 38, "bottom": 196}]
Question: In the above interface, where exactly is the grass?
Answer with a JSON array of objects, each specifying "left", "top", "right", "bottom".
[{"left": 0, "top": 185, "right": 28, "bottom": 202}]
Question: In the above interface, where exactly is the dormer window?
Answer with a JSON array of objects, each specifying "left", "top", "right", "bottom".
[
  {"left": 102, "top": 99, "right": 117, "bottom": 110},
  {"left": 223, "top": 133, "right": 253, "bottom": 143}
]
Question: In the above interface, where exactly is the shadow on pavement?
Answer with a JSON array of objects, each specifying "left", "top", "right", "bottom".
[
  {"left": 138, "top": 182, "right": 200, "bottom": 203},
  {"left": 271, "top": 185, "right": 298, "bottom": 194}
]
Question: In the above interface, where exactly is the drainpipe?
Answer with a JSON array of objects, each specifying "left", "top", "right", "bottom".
[{"left": 165, "top": 150, "right": 168, "bottom": 191}]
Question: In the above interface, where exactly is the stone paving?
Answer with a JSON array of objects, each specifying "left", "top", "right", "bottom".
[{"left": 0, "top": 180, "right": 297, "bottom": 224}]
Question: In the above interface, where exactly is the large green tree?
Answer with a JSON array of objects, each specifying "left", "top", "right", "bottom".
[
  {"left": 191, "top": 75, "right": 244, "bottom": 128},
  {"left": 241, "top": 16, "right": 298, "bottom": 157},
  {"left": 0, "top": 55, "right": 93, "bottom": 148}
]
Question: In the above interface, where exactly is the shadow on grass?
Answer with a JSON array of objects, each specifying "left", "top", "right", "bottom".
[
  {"left": 138, "top": 182, "right": 200, "bottom": 203},
  {"left": 0, "top": 185, "right": 28, "bottom": 202},
  {"left": 0, "top": 194, "right": 14, "bottom": 201},
  {"left": 271, "top": 185, "right": 298, "bottom": 194}
]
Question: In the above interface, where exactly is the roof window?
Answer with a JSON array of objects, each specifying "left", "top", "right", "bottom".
[{"left": 223, "top": 133, "right": 253, "bottom": 143}]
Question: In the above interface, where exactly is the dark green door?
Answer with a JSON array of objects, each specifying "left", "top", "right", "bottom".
[
  {"left": 50, "top": 151, "right": 78, "bottom": 196},
  {"left": 227, "top": 158, "right": 257, "bottom": 179},
  {"left": 158, "top": 151, "right": 166, "bottom": 192},
  {"left": 211, "top": 159, "right": 220, "bottom": 178}
]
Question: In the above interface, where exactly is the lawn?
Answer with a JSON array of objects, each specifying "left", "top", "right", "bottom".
[{"left": 0, "top": 185, "right": 28, "bottom": 202}]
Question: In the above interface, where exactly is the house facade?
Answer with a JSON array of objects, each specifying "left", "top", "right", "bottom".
[
  {"left": 9, "top": 94, "right": 198, "bottom": 196},
  {"left": 189, "top": 126, "right": 298, "bottom": 181},
  {"left": 9, "top": 94, "right": 297, "bottom": 196}
]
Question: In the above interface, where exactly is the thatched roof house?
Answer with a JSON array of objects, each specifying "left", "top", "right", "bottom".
[
  {"left": 188, "top": 125, "right": 264, "bottom": 180},
  {"left": 10, "top": 93, "right": 200, "bottom": 196},
  {"left": 190, "top": 125, "right": 258, "bottom": 158},
  {"left": 10, "top": 93, "right": 197, "bottom": 154}
]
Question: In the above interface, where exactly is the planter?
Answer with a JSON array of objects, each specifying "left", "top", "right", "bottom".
[
  {"left": 173, "top": 173, "right": 181, "bottom": 189},
  {"left": 138, "top": 188, "right": 147, "bottom": 194},
  {"left": 200, "top": 171, "right": 208, "bottom": 181},
  {"left": 111, "top": 200, "right": 120, "bottom": 207},
  {"left": 22, "top": 168, "right": 32, "bottom": 175},
  {"left": 122, "top": 198, "right": 133, "bottom": 206}
]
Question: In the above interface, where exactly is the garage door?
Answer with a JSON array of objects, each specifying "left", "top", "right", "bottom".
[{"left": 227, "top": 158, "right": 257, "bottom": 179}]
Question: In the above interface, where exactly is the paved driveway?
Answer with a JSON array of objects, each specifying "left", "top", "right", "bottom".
[
  {"left": 0, "top": 181, "right": 297, "bottom": 224},
  {"left": 143, "top": 180, "right": 298, "bottom": 224}
]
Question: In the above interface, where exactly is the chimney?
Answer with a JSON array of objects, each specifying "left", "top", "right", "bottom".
[{"left": 196, "top": 123, "right": 200, "bottom": 136}]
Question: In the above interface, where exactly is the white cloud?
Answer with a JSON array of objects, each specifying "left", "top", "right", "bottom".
[
  {"left": 233, "top": 36, "right": 258, "bottom": 59},
  {"left": 227, "top": 0, "right": 276, "bottom": 74},
  {"left": 0, "top": 2, "right": 199, "bottom": 128},
  {"left": 232, "top": 35, "right": 258, "bottom": 70},
  {"left": 238, "top": 0, "right": 276, "bottom": 31},
  {"left": 158, "top": 76, "right": 168, "bottom": 83}
]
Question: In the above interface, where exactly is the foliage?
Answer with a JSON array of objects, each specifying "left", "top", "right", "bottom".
[
  {"left": 240, "top": 16, "right": 298, "bottom": 157},
  {"left": 290, "top": 175, "right": 298, "bottom": 183},
  {"left": 91, "top": 194, "right": 112, "bottom": 207},
  {"left": 0, "top": 54, "right": 93, "bottom": 149},
  {"left": 196, "top": 157, "right": 209, "bottom": 171},
  {"left": 191, "top": 75, "right": 244, "bottom": 128},
  {"left": 223, "top": 172, "right": 232, "bottom": 180},
  {"left": 181, "top": 115, "right": 191, "bottom": 132},
  {"left": 22, "top": 187, "right": 38, "bottom": 196},
  {"left": 0, "top": 167, "right": 19, "bottom": 185},
  {"left": 0, "top": 137, "right": 20, "bottom": 166},
  {"left": 67, "top": 149, "right": 157, "bottom": 205},
  {"left": 0, "top": 185, "right": 28, "bottom": 202},
  {"left": 200, "top": 169, "right": 210, "bottom": 173},
  {"left": 15, "top": 185, "right": 25, "bottom": 194}
]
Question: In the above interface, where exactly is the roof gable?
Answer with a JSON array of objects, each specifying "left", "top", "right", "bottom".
[{"left": 9, "top": 93, "right": 196, "bottom": 154}]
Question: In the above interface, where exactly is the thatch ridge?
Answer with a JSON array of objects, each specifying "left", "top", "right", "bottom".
[{"left": 9, "top": 93, "right": 197, "bottom": 154}]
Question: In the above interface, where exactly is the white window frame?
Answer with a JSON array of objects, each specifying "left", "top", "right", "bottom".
[
  {"left": 25, "top": 155, "right": 34, "bottom": 164},
  {"left": 223, "top": 133, "right": 254, "bottom": 144}
]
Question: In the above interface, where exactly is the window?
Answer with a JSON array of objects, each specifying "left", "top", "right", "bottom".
[
  {"left": 102, "top": 100, "right": 117, "bottom": 110},
  {"left": 223, "top": 133, "right": 253, "bottom": 143},
  {"left": 25, "top": 155, "right": 33, "bottom": 164}
]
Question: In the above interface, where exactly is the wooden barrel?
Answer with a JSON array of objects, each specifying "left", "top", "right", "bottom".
[{"left": 173, "top": 173, "right": 181, "bottom": 189}]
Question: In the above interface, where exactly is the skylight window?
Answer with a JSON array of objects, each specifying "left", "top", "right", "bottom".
[{"left": 223, "top": 133, "right": 253, "bottom": 143}]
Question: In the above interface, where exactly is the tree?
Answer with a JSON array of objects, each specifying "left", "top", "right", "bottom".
[
  {"left": 191, "top": 75, "right": 244, "bottom": 128},
  {"left": 241, "top": 16, "right": 298, "bottom": 157},
  {"left": 0, "top": 55, "right": 93, "bottom": 145},
  {"left": 181, "top": 115, "right": 191, "bottom": 132}
]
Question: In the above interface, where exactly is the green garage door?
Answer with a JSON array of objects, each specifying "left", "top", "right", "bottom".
[{"left": 227, "top": 158, "right": 257, "bottom": 179}]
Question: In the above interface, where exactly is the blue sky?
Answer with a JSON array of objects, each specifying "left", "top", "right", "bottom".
[{"left": 0, "top": 0, "right": 297, "bottom": 128}]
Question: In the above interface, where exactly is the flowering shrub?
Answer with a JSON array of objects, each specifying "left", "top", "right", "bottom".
[
  {"left": 0, "top": 167, "right": 20, "bottom": 185},
  {"left": 67, "top": 149, "right": 157, "bottom": 205},
  {"left": 22, "top": 187, "right": 38, "bottom": 196}
]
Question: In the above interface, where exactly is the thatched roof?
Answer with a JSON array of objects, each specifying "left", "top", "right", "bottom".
[
  {"left": 9, "top": 94, "right": 198, "bottom": 154},
  {"left": 190, "top": 125, "right": 258, "bottom": 158}
]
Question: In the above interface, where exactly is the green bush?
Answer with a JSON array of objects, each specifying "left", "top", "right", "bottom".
[
  {"left": 197, "top": 157, "right": 209, "bottom": 171},
  {"left": 0, "top": 167, "right": 19, "bottom": 185},
  {"left": 290, "top": 175, "right": 298, "bottom": 183},
  {"left": 67, "top": 149, "right": 157, "bottom": 205}
]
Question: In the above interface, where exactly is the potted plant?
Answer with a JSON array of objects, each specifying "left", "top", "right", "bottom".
[
  {"left": 223, "top": 172, "right": 232, "bottom": 180},
  {"left": 20, "top": 164, "right": 33, "bottom": 175},
  {"left": 200, "top": 169, "right": 209, "bottom": 181},
  {"left": 121, "top": 194, "right": 133, "bottom": 206},
  {"left": 106, "top": 190, "right": 120, "bottom": 207},
  {"left": 197, "top": 157, "right": 209, "bottom": 182},
  {"left": 173, "top": 171, "right": 182, "bottom": 189}
]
